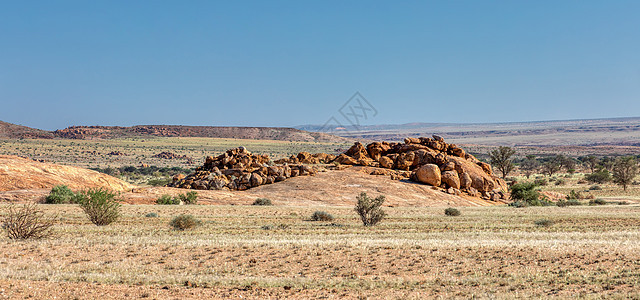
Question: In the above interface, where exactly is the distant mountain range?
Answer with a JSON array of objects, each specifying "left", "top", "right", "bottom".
[{"left": 296, "top": 117, "right": 640, "bottom": 146}]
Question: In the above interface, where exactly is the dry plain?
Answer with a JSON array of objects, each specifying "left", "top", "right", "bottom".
[{"left": 1, "top": 204, "right": 640, "bottom": 299}]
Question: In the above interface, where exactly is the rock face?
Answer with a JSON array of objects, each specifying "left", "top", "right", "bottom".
[
  {"left": 324, "top": 136, "right": 508, "bottom": 201},
  {"left": 168, "top": 147, "right": 318, "bottom": 191}
]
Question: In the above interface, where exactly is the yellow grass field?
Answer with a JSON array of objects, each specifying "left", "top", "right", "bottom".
[{"left": 1, "top": 204, "right": 639, "bottom": 299}]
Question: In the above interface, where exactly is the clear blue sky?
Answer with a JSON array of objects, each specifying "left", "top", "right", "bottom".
[{"left": 1, "top": 1, "right": 639, "bottom": 130}]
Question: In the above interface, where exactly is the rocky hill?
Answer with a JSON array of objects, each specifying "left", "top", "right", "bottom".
[
  {"left": 171, "top": 136, "right": 508, "bottom": 202},
  {"left": 53, "top": 125, "right": 348, "bottom": 142},
  {"left": 0, "top": 155, "right": 133, "bottom": 193},
  {"left": 0, "top": 121, "right": 54, "bottom": 139}
]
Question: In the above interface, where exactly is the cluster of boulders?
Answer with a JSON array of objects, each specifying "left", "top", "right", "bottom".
[
  {"left": 168, "top": 147, "right": 317, "bottom": 191},
  {"left": 107, "top": 151, "right": 126, "bottom": 156},
  {"left": 326, "top": 136, "right": 508, "bottom": 201},
  {"left": 274, "top": 152, "right": 336, "bottom": 165},
  {"left": 153, "top": 151, "right": 190, "bottom": 160}
]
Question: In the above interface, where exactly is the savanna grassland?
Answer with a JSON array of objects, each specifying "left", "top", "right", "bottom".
[
  {"left": 0, "top": 137, "right": 351, "bottom": 169},
  {"left": 1, "top": 204, "right": 639, "bottom": 299}
]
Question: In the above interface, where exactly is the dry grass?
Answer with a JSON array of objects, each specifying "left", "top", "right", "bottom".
[{"left": 1, "top": 204, "right": 639, "bottom": 298}]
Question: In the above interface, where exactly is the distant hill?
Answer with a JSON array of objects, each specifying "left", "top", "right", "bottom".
[
  {"left": 51, "top": 125, "right": 350, "bottom": 142},
  {"left": 0, "top": 121, "right": 54, "bottom": 139},
  {"left": 0, "top": 121, "right": 349, "bottom": 142}
]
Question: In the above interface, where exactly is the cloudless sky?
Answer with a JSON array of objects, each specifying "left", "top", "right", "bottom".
[{"left": 1, "top": 1, "right": 639, "bottom": 130}]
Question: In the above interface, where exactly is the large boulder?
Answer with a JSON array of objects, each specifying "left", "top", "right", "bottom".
[
  {"left": 413, "top": 164, "right": 441, "bottom": 186},
  {"left": 442, "top": 171, "right": 460, "bottom": 189}
]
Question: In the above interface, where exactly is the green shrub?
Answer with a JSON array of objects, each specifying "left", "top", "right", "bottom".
[
  {"left": 509, "top": 182, "right": 551, "bottom": 206},
  {"left": 444, "top": 207, "right": 461, "bottom": 216},
  {"left": 253, "top": 198, "right": 272, "bottom": 206},
  {"left": 310, "top": 211, "right": 334, "bottom": 221},
  {"left": 354, "top": 192, "right": 386, "bottom": 226},
  {"left": 555, "top": 178, "right": 566, "bottom": 186},
  {"left": 44, "top": 185, "right": 76, "bottom": 204},
  {"left": 589, "top": 185, "right": 602, "bottom": 190},
  {"left": 145, "top": 212, "right": 158, "bottom": 218},
  {"left": 169, "top": 215, "right": 202, "bottom": 230},
  {"left": 589, "top": 198, "right": 607, "bottom": 206},
  {"left": 75, "top": 188, "right": 121, "bottom": 226},
  {"left": 534, "top": 219, "right": 554, "bottom": 227},
  {"left": 156, "top": 194, "right": 180, "bottom": 205},
  {"left": 178, "top": 191, "right": 198, "bottom": 205}
]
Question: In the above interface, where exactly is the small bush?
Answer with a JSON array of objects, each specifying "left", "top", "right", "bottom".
[
  {"left": 2, "top": 203, "right": 57, "bottom": 240},
  {"left": 508, "top": 201, "right": 529, "bottom": 208},
  {"left": 585, "top": 169, "right": 612, "bottom": 184},
  {"left": 354, "top": 192, "right": 386, "bottom": 226},
  {"left": 44, "top": 185, "right": 76, "bottom": 204},
  {"left": 534, "top": 219, "right": 554, "bottom": 227},
  {"left": 533, "top": 178, "right": 548, "bottom": 186},
  {"left": 566, "top": 190, "right": 584, "bottom": 200},
  {"left": 169, "top": 215, "right": 201, "bottom": 230},
  {"left": 156, "top": 194, "right": 180, "bottom": 205},
  {"left": 145, "top": 212, "right": 158, "bottom": 218},
  {"left": 75, "top": 188, "right": 121, "bottom": 226},
  {"left": 509, "top": 182, "right": 551, "bottom": 206},
  {"left": 444, "top": 208, "right": 461, "bottom": 216},
  {"left": 147, "top": 178, "right": 170, "bottom": 187},
  {"left": 310, "top": 211, "right": 334, "bottom": 221},
  {"left": 178, "top": 191, "right": 198, "bottom": 205},
  {"left": 589, "top": 198, "right": 607, "bottom": 206},
  {"left": 556, "top": 199, "right": 582, "bottom": 207},
  {"left": 589, "top": 185, "right": 602, "bottom": 190},
  {"left": 555, "top": 178, "right": 566, "bottom": 186},
  {"left": 253, "top": 198, "right": 272, "bottom": 206}
]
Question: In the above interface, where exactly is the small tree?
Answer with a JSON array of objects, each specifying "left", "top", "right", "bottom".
[
  {"left": 541, "top": 156, "right": 563, "bottom": 176},
  {"left": 520, "top": 155, "right": 539, "bottom": 178},
  {"left": 612, "top": 156, "right": 638, "bottom": 191},
  {"left": 178, "top": 191, "right": 198, "bottom": 205},
  {"left": 75, "top": 188, "right": 121, "bottom": 226},
  {"left": 509, "top": 182, "right": 550, "bottom": 207},
  {"left": 354, "top": 192, "right": 386, "bottom": 226},
  {"left": 2, "top": 203, "right": 57, "bottom": 240},
  {"left": 579, "top": 156, "right": 600, "bottom": 173},
  {"left": 489, "top": 146, "right": 516, "bottom": 178}
]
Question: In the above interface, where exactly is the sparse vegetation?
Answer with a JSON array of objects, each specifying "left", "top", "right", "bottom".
[
  {"left": 589, "top": 198, "right": 607, "bottom": 206},
  {"left": 178, "top": 191, "right": 198, "bottom": 205},
  {"left": 534, "top": 219, "right": 554, "bottom": 227},
  {"left": 44, "top": 185, "right": 76, "bottom": 204},
  {"left": 444, "top": 207, "right": 461, "bottom": 216},
  {"left": 75, "top": 188, "right": 121, "bottom": 226},
  {"left": 253, "top": 198, "right": 272, "bottom": 206},
  {"left": 1, "top": 203, "right": 57, "bottom": 240},
  {"left": 145, "top": 212, "right": 158, "bottom": 218},
  {"left": 169, "top": 214, "right": 202, "bottom": 230},
  {"left": 310, "top": 211, "right": 334, "bottom": 221},
  {"left": 585, "top": 168, "right": 612, "bottom": 184},
  {"left": 354, "top": 192, "right": 386, "bottom": 226}
]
